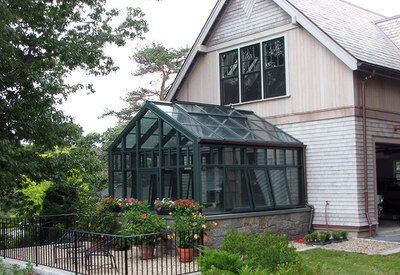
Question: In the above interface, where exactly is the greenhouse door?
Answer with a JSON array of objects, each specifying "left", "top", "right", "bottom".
[{"left": 139, "top": 170, "right": 159, "bottom": 204}]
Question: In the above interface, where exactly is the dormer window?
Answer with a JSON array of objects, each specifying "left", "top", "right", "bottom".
[{"left": 220, "top": 37, "right": 286, "bottom": 105}]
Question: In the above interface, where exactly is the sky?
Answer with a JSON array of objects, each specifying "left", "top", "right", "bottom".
[{"left": 60, "top": 0, "right": 400, "bottom": 135}]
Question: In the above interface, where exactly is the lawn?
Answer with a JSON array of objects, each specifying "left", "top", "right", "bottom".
[{"left": 301, "top": 249, "right": 400, "bottom": 274}]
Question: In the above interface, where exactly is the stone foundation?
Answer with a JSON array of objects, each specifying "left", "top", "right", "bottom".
[{"left": 204, "top": 208, "right": 311, "bottom": 249}]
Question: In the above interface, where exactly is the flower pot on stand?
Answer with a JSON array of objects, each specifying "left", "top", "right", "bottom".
[
  {"left": 138, "top": 244, "right": 156, "bottom": 260},
  {"left": 178, "top": 248, "right": 194, "bottom": 263}
]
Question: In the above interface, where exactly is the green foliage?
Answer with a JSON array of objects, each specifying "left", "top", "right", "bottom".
[
  {"left": 304, "top": 234, "right": 312, "bottom": 242},
  {"left": 220, "top": 229, "right": 298, "bottom": 273},
  {"left": 318, "top": 231, "right": 328, "bottom": 243},
  {"left": 326, "top": 232, "right": 331, "bottom": 241},
  {"left": 310, "top": 232, "right": 318, "bottom": 242},
  {"left": 340, "top": 231, "right": 349, "bottom": 239},
  {"left": 198, "top": 247, "right": 245, "bottom": 275},
  {"left": 0, "top": 0, "right": 147, "bottom": 210},
  {"left": 273, "top": 259, "right": 321, "bottom": 275},
  {"left": 75, "top": 195, "right": 118, "bottom": 234},
  {"left": 0, "top": 260, "right": 34, "bottom": 275},
  {"left": 17, "top": 177, "right": 53, "bottom": 216},
  {"left": 332, "top": 231, "right": 341, "bottom": 241},
  {"left": 120, "top": 200, "right": 166, "bottom": 245}
]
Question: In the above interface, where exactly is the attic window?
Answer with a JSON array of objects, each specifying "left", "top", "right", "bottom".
[{"left": 220, "top": 37, "right": 286, "bottom": 105}]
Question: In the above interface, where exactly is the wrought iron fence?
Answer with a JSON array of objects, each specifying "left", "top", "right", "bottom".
[{"left": 1, "top": 215, "right": 203, "bottom": 274}]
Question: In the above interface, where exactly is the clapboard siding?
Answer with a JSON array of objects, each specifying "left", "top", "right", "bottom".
[
  {"left": 279, "top": 117, "right": 365, "bottom": 227},
  {"left": 207, "top": 0, "right": 291, "bottom": 46}
]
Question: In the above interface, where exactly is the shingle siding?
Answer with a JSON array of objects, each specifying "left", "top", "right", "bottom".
[{"left": 207, "top": 0, "right": 291, "bottom": 46}]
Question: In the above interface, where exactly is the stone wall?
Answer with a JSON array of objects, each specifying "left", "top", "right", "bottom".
[{"left": 204, "top": 208, "right": 310, "bottom": 249}]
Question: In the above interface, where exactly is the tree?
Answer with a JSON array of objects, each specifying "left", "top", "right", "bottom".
[
  {"left": 0, "top": 0, "right": 149, "bottom": 210},
  {"left": 102, "top": 42, "right": 189, "bottom": 124}
]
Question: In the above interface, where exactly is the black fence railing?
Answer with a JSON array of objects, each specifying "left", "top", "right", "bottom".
[{"left": 1, "top": 215, "right": 203, "bottom": 274}]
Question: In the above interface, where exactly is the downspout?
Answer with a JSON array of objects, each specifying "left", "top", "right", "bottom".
[{"left": 361, "top": 70, "right": 375, "bottom": 238}]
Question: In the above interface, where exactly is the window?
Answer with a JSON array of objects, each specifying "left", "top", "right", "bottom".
[
  {"left": 220, "top": 50, "right": 239, "bottom": 105},
  {"left": 220, "top": 37, "right": 286, "bottom": 105},
  {"left": 395, "top": 161, "right": 400, "bottom": 180}
]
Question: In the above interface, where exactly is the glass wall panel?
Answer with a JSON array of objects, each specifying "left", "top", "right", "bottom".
[
  {"left": 113, "top": 154, "right": 122, "bottom": 170},
  {"left": 126, "top": 127, "right": 136, "bottom": 149},
  {"left": 140, "top": 173, "right": 158, "bottom": 204},
  {"left": 269, "top": 169, "right": 291, "bottom": 206},
  {"left": 126, "top": 171, "right": 135, "bottom": 198},
  {"left": 286, "top": 168, "right": 300, "bottom": 206},
  {"left": 113, "top": 172, "right": 123, "bottom": 198},
  {"left": 226, "top": 169, "right": 251, "bottom": 210},
  {"left": 267, "top": 149, "right": 275, "bottom": 165},
  {"left": 181, "top": 169, "right": 193, "bottom": 199},
  {"left": 276, "top": 149, "right": 284, "bottom": 165},
  {"left": 248, "top": 169, "right": 273, "bottom": 207},
  {"left": 162, "top": 169, "right": 177, "bottom": 199},
  {"left": 201, "top": 167, "right": 224, "bottom": 213}
]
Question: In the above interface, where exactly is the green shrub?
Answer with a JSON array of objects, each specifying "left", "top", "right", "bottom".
[
  {"left": 326, "top": 232, "right": 331, "bottom": 241},
  {"left": 198, "top": 246, "right": 245, "bottom": 274},
  {"left": 332, "top": 231, "right": 341, "bottom": 240},
  {"left": 0, "top": 259, "right": 34, "bottom": 275},
  {"left": 304, "top": 234, "right": 312, "bottom": 242},
  {"left": 310, "top": 232, "right": 318, "bottom": 242},
  {"left": 220, "top": 229, "right": 298, "bottom": 273},
  {"left": 318, "top": 231, "right": 327, "bottom": 243},
  {"left": 340, "top": 231, "right": 349, "bottom": 239}
]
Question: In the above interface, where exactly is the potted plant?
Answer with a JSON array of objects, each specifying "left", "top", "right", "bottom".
[
  {"left": 120, "top": 202, "right": 166, "bottom": 260},
  {"left": 172, "top": 205, "right": 213, "bottom": 263},
  {"left": 154, "top": 198, "right": 175, "bottom": 215}
]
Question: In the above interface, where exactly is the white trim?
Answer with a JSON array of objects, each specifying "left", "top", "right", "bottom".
[
  {"left": 273, "top": 0, "right": 358, "bottom": 70},
  {"left": 231, "top": 94, "right": 291, "bottom": 107}
]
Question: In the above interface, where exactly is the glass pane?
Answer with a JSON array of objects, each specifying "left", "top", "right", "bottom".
[
  {"left": 224, "top": 148, "right": 241, "bottom": 165},
  {"left": 267, "top": 149, "right": 275, "bottom": 165},
  {"left": 241, "top": 72, "right": 261, "bottom": 102},
  {"left": 180, "top": 147, "right": 193, "bottom": 166},
  {"left": 276, "top": 149, "right": 284, "bottom": 165},
  {"left": 181, "top": 169, "right": 193, "bottom": 199},
  {"left": 113, "top": 154, "right": 122, "bottom": 169},
  {"left": 241, "top": 44, "right": 261, "bottom": 73},
  {"left": 126, "top": 127, "right": 136, "bottom": 149},
  {"left": 208, "top": 126, "right": 242, "bottom": 140},
  {"left": 263, "top": 37, "right": 285, "bottom": 69},
  {"left": 226, "top": 169, "right": 250, "bottom": 210},
  {"left": 125, "top": 154, "right": 131, "bottom": 169},
  {"left": 220, "top": 50, "right": 238, "bottom": 78},
  {"left": 201, "top": 167, "right": 224, "bottom": 213},
  {"left": 221, "top": 78, "right": 239, "bottom": 105},
  {"left": 247, "top": 148, "right": 257, "bottom": 165},
  {"left": 286, "top": 150, "right": 293, "bottom": 165},
  {"left": 141, "top": 173, "right": 158, "bottom": 204},
  {"left": 248, "top": 169, "right": 273, "bottom": 207},
  {"left": 269, "top": 169, "right": 291, "bottom": 206},
  {"left": 201, "top": 147, "right": 211, "bottom": 165},
  {"left": 162, "top": 122, "right": 178, "bottom": 147},
  {"left": 286, "top": 168, "right": 300, "bottom": 206},
  {"left": 162, "top": 169, "right": 177, "bottom": 200},
  {"left": 126, "top": 171, "right": 135, "bottom": 198},
  {"left": 113, "top": 172, "right": 123, "bottom": 198},
  {"left": 264, "top": 66, "right": 285, "bottom": 98}
]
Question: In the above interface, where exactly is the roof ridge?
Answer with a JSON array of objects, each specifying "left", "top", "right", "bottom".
[{"left": 375, "top": 14, "right": 400, "bottom": 24}]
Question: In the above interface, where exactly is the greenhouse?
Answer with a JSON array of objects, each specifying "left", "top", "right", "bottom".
[{"left": 108, "top": 101, "right": 305, "bottom": 214}]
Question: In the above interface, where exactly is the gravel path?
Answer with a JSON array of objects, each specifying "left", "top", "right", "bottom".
[{"left": 291, "top": 238, "right": 400, "bottom": 255}]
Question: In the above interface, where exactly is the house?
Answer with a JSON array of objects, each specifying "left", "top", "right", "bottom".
[
  {"left": 109, "top": 0, "right": 400, "bottom": 243},
  {"left": 164, "top": 0, "right": 400, "bottom": 237}
]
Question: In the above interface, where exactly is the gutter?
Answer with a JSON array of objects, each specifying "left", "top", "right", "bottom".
[{"left": 361, "top": 70, "right": 375, "bottom": 238}]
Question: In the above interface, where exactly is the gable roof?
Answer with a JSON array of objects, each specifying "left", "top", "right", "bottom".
[
  {"left": 108, "top": 101, "right": 302, "bottom": 151},
  {"left": 166, "top": 0, "right": 400, "bottom": 101}
]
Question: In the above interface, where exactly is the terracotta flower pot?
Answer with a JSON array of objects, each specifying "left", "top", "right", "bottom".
[
  {"left": 138, "top": 244, "right": 155, "bottom": 260},
  {"left": 178, "top": 247, "right": 194, "bottom": 263}
]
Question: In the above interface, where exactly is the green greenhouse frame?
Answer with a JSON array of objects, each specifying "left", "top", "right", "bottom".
[{"left": 108, "top": 101, "right": 306, "bottom": 214}]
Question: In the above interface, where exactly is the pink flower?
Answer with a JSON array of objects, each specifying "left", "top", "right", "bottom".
[
  {"left": 128, "top": 198, "right": 134, "bottom": 203},
  {"left": 119, "top": 204, "right": 123, "bottom": 207},
  {"left": 118, "top": 212, "right": 122, "bottom": 216},
  {"left": 157, "top": 207, "right": 162, "bottom": 211},
  {"left": 141, "top": 214, "right": 147, "bottom": 218},
  {"left": 17, "top": 257, "right": 22, "bottom": 260}
]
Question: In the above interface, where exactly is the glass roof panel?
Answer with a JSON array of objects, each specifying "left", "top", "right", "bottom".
[{"left": 149, "top": 101, "right": 301, "bottom": 145}]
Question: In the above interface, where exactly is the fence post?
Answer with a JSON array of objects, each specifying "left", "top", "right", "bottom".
[
  {"left": 35, "top": 225, "right": 38, "bottom": 266},
  {"left": 124, "top": 237, "right": 128, "bottom": 275}
]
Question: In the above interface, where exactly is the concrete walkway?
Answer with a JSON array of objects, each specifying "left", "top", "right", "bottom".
[{"left": 374, "top": 219, "right": 400, "bottom": 243}]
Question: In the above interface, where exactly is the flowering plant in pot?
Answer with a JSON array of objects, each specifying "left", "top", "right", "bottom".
[
  {"left": 120, "top": 202, "right": 166, "bottom": 259},
  {"left": 173, "top": 199, "right": 203, "bottom": 214},
  {"left": 172, "top": 206, "right": 215, "bottom": 263},
  {"left": 154, "top": 198, "right": 175, "bottom": 214}
]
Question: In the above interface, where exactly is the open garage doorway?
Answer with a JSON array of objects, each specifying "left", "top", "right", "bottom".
[{"left": 376, "top": 142, "right": 400, "bottom": 233}]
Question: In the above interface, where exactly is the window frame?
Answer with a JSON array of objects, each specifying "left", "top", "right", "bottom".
[{"left": 219, "top": 35, "right": 288, "bottom": 105}]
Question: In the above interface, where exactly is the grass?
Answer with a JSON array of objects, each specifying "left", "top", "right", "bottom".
[{"left": 301, "top": 249, "right": 400, "bottom": 274}]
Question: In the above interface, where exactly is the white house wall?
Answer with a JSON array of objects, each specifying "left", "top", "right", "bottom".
[{"left": 279, "top": 117, "right": 365, "bottom": 227}]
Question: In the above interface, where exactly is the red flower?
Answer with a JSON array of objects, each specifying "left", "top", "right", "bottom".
[
  {"left": 141, "top": 214, "right": 146, "bottom": 218},
  {"left": 138, "top": 226, "right": 141, "bottom": 229},
  {"left": 156, "top": 218, "right": 159, "bottom": 221}
]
